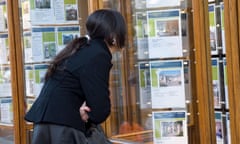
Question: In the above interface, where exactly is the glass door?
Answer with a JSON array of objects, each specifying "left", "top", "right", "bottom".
[
  {"left": 126, "top": 0, "right": 193, "bottom": 143},
  {"left": 0, "top": 0, "right": 15, "bottom": 143},
  {"left": 18, "top": 0, "right": 88, "bottom": 143},
  {"left": 208, "top": 0, "right": 230, "bottom": 143},
  {"left": 100, "top": 0, "right": 195, "bottom": 143}
]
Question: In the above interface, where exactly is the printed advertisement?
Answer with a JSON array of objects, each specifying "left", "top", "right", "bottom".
[
  {"left": 136, "top": 12, "right": 149, "bottom": 59},
  {"left": 147, "top": 10, "right": 182, "bottom": 58},
  {"left": 150, "top": 60, "right": 185, "bottom": 109},
  {"left": 147, "top": 0, "right": 180, "bottom": 8},
  {"left": 55, "top": 0, "right": 78, "bottom": 23},
  {"left": 134, "top": 0, "right": 145, "bottom": 9},
  {"left": 0, "top": 33, "right": 8, "bottom": 64},
  {"left": 32, "top": 27, "right": 56, "bottom": 62},
  {"left": 56, "top": 26, "right": 80, "bottom": 52},
  {"left": 33, "top": 64, "right": 48, "bottom": 97},
  {"left": 22, "top": 0, "right": 31, "bottom": 29},
  {"left": 23, "top": 31, "right": 32, "bottom": 63},
  {"left": 183, "top": 61, "right": 190, "bottom": 101},
  {"left": 152, "top": 111, "right": 187, "bottom": 144},
  {"left": 215, "top": 112, "right": 224, "bottom": 144},
  {"left": 0, "top": 98, "right": 13, "bottom": 123},
  {"left": 223, "top": 58, "right": 228, "bottom": 109},
  {"left": 30, "top": 0, "right": 78, "bottom": 25},
  {"left": 138, "top": 62, "right": 151, "bottom": 109},
  {"left": 212, "top": 58, "right": 221, "bottom": 108},
  {"left": 30, "top": 0, "right": 55, "bottom": 24},
  {"left": 31, "top": 26, "right": 80, "bottom": 62},
  {"left": 25, "top": 65, "right": 34, "bottom": 96},
  {"left": 220, "top": 3, "right": 225, "bottom": 54},
  {"left": 26, "top": 98, "right": 35, "bottom": 111},
  {"left": 0, "top": 1, "right": 7, "bottom": 31},
  {"left": 226, "top": 112, "right": 231, "bottom": 144},
  {"left": 181, "top": 13, "right": 190, "bottom": 57},
  {"left": 0, "top": 66, "right": 11, "bottom": 97},
  {"left": 209, "top": 4, "right": 218, "bottom": 55}
]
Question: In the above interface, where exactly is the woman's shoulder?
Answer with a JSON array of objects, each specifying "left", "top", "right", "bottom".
[
  {"left": 64, "top": 39, "right": 110, "bottom": 72},
  {"left": 81, "top": 38, "right": 111, "bottom": 58}
]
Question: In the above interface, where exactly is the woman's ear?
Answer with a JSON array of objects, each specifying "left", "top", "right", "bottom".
[{"left": 112, "top": 38, "right": 116, "bottom": 45}]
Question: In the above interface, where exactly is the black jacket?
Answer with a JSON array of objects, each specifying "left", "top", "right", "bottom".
[{"left": 25, "top": 38, "right": 112, "bottom": 132}]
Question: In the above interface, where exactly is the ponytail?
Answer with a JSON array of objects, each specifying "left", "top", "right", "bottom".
[{"left": 44, "top": 37, "right": 88, "bottom": 80}]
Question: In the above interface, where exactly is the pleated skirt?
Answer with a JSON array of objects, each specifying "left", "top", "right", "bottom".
[{"left": 31, "top": 123, "right": 87, "bottom": 144}]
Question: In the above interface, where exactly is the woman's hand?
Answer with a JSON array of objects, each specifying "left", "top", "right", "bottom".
[{"left": 79, "top": 102, "right": 91, "bottom": 122}]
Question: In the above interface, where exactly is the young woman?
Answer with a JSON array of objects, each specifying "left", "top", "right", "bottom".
[{"left": 25, "top": 9, "right": 126, "bottom": 144}]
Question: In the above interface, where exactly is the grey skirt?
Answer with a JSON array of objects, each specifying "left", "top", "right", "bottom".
[{"left": 31, "top": 123, "right": 87, "bottom": 144}]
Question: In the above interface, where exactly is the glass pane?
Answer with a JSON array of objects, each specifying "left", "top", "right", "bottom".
[
  {"left": 102, "top": 0, "right": 120, "bottom": 10},
  {"left": 208, "top": 0, "right": 230, "bottom": 143},
  {"left": 19, "top": 0, "right": 85, "bottom": 143},
  {"left": 0, "top": 0, "right": 14, "bottom": 143},
  {"left": 102, "top": 0, "right": 194, "bottom": 143}
]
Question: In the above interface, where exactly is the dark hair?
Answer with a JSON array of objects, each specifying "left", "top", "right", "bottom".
[
  {"left": 44, "top": 9, "right": 126, "bottom": 80},
  {"left": 86, "top": 9, "right": 126, "bottom": 48}
]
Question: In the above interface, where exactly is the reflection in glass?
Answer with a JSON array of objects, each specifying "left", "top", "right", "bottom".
[
  {"left": 0, "top": 0, "right": 14, "bottom": 143},
  {"left": 104, "top": 0, "right": 193, "bottom": 143}
]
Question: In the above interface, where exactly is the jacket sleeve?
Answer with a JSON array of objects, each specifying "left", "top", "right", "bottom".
[{"left": 78, "top": 53, "right": 112, "bottom": 124}]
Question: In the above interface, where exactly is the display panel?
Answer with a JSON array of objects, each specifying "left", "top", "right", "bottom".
[
  {"left": 102, "top": 0, "right": 193, "bottom": 143},
  {"left": 21, "top": 0, "right": 81, "bottom": 105},
  {"left": 208, "top": 0, "right": 230, "bottom": 143},
  {"left": 19, "top": 0, "right": 84, "bottom": 143},
  {"left": 0, "top": 0, "right": 238, "bottom": 143}
]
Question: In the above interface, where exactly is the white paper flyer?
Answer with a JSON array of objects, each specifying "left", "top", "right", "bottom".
[
  {"left": 134, "top": 0, "right": 146, "bottom": 9},
  {"left": 33, "top": 64, "right": 48, "bottom": 97},
  {"left": 25, "top": 65, "right": 34, "bottom": 96},
  {"left": 215, "top": 112, "right": 224, "bottom": 144},
  {"left": 147, "top": 0, "right": 180, "bottom": 8},
  {"left": 212, "top": 58, "right": 221, "bottom": 108},
  {"left": 183, "top": 62, "right": 191, "bottom": 101},
  {"left": 226, "top": 112, "right": 231, "bottom": 144},
  {"left": 147, "top": 10, "right": 182, "bottom": 58},
  {"left": 32, "top": 27, "right": 56, "bottom": 62},
  {"left": 152, "top": 111, "right": 188, "bottom": 144},
  {"left": 136, "top": 13, "right": 149, "bottom": 59},
  {"left": 138, "top": 62, "right": 151, "bottom": 109},
  {"left": 26, "top": 98, "right": 35, "bottom": 111},
  {"left": 150, "top": 60, "right": 185, "bottom": 109},
  {"left": 0, "top": 98, "right": 13, "bottom": 123},
  {"left": 209, "top": 4, "right": 218, "bottom": 55},
  {"left": 0, "top": 1, "right": 7, "bottom": 31},
  {"left": 21, "top": 0, "right": 31, "bottom": 29},
  {"left": 0, "top": 33, "right": 9, "bottom": 64},
  {"left": 30, "top": 0, "right": 78, "bottom": 25},
  {"left": 23, "top": 31, "right": 33, "bottom": 63},
  {"left": 55, "top": 0, "right": 78, "bottom": 24},
  {"left": 0, "top": 66, "right": 11, "bottom": 97},
  {"left": 223, "top": 58, "right": 228, "bottom": 109},
  {"left": 56, "top": 26, "right": 80, "bottom": 53},
  {"left": 220, "top": 3, "right": 226, "bottom": 54},
  {"left": 30, "top": 0, "right": 55, "bottom": 25}
]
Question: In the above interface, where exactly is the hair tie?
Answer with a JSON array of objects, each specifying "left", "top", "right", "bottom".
[{"left": 85, "top": 35, "right": 90, "bottom": 40}]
